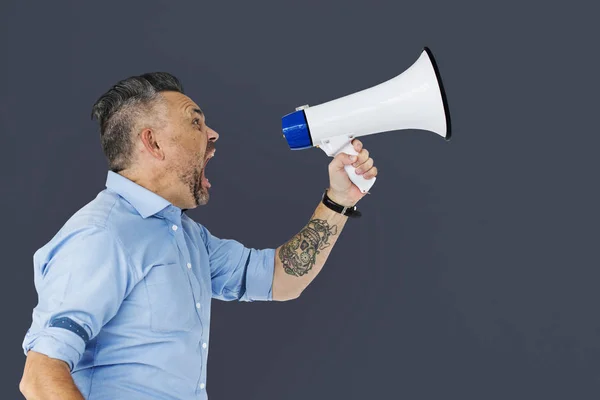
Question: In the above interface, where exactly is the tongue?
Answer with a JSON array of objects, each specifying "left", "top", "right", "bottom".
[{"left": 201, "top": 173, "right": 211, "bottom": 188}]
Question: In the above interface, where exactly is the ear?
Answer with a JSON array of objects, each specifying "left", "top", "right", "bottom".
[{"left": 139, "top": 128, "right": 164, "bottom": 160}]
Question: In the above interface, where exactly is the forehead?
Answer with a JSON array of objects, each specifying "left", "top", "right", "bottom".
[{"left": 161, "top": 91, "right": 203, "bottom": 119}]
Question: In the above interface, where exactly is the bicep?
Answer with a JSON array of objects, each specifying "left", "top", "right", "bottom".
[
  {"left": 23, "top": 225, "right": 136, "bottom": 371},
  {"left": 38, "top": 226, "right": 135, "bottom": 336},
  {"left": 199, "top": 224, "right": 275, "bottom": 302}
]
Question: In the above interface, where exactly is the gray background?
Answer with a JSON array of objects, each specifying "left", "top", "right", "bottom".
[{"left": 2, "top": 0, "right": 599, "bottom": 399}]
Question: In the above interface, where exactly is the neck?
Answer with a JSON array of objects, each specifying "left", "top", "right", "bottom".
[{"left": 119, "top": 168, "right": 187, "bottom": 209}]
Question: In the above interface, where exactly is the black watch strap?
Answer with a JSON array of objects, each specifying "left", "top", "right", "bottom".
[{"left": 321, "top": 189, "right": 362, "bottom": 218}]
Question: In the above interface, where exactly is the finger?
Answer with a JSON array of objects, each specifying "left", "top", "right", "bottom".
[
  {"left": 355, "top": 158, "right": 374, "bottom": 175},
  {"left": 363, "top": 166, "right": 378, "bottom": 179},
  {"left": 352, "top": 139, "right": 363, "bottom": 153},
  {"left": 329, "top": 152, "right": 357, "bottom": 172},
  {"left": 352, "top": 148, "right": 369, "bottom": 167}
]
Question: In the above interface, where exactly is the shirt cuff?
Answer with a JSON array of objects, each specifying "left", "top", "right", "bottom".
[
  {"left": 244, "top": 248, "right": 276, "bottom": 302},
  {"left": 23, "top": 327, "right": 86, "bottom": 371}
]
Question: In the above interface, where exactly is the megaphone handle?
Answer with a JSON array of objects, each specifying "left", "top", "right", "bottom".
[{"left": 335, "top": 142, "right": 377, "bottom": 194}]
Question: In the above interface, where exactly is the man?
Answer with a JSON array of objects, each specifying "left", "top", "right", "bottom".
[{"left": 19, "top": 72, "right": 378, "bottom": 400}]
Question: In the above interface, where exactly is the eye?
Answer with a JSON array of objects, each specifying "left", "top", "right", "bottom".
[{"left": 192, "top": 118, "right": 200, "bottom": 126}]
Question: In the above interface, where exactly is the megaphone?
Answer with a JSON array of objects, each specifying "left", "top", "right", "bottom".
[{"left": 281, "top": 46, "right": 451, "bottom": 194}]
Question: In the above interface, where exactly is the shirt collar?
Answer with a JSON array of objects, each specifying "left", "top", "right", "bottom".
[{"left": 105, "top": 171, "right": 176, "bottom": 219}]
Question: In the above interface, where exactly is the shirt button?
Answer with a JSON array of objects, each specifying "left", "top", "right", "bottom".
[
  {"left": 187, "top": 263, "right": 192, "bottom": 269},
  {"left": 196, "top": 302, "right": 201, "bottom": 309},
  {"left": 202, "top": 342, "right": 207, "bottom": 349},
  {"left": 200, "top": 383, "right": 205, "bottom": 390},
  {"left": 172, "top": 225, "right": 178, "bottom": 231}
]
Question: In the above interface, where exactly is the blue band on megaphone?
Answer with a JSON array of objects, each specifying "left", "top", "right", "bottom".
[{"left": 282, "top": 110, "right": 313, "bottom": 150}]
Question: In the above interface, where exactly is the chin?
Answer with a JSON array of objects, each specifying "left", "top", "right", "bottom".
[{"left": 194, "top": 188, "right": 210, "bottom": 207}]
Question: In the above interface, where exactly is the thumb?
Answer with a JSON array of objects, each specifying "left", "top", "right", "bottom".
[{"left": 330, "top": 153, "right": 357, "bottom": 172}]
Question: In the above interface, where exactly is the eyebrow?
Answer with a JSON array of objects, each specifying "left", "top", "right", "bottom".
[{"left": 191, "top": 108, "right": 204, "bottom": 118}]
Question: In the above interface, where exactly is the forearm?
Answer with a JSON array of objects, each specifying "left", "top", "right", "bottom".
[
  {"left": 272, "top": 196, "right": 349, "bottom": 300},
  {"left": 21, "top": 372, "right": 84, "bottom": 399},
  {"left": 22, "top": 382, "right": 84, "bottom": 400},
  {"left": 20, "top": 351, "right": 85, "bottom": 400}
]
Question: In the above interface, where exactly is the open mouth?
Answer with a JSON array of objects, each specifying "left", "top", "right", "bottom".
[{"left": 201, "top": 151, "right": 214, "bottom": 188}]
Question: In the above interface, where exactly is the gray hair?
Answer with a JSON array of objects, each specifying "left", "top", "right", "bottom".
[{"left": 91, "top": 72, "right": 184, "bottom": 172}]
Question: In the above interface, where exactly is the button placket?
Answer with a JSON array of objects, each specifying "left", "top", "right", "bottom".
[
  {"left": 169, "top": 219, "right": 204, "bottom": 329},
  {"left": 180, "top": 230, "right": 205, "bottom": 322}
]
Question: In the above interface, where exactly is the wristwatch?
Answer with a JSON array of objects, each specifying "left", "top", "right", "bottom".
[{"left": 321, "top": 189, "right": 362, "bottom": 218}]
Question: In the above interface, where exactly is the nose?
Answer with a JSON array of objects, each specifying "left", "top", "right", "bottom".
[{"left": 207, "top": 126, "right": 219, "bottom": 142}]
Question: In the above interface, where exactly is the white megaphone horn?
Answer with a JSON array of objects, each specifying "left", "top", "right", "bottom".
[{"left": 281, "top": 46, "right": 451, "bottom": 194}]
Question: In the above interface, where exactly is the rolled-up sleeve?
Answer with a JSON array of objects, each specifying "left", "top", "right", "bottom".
[
  {"left": 22, "top": 224, "right": 136, "bottom": 371},
  {"left": 198, "top": 224, "right": 275, "bottom": 302}
]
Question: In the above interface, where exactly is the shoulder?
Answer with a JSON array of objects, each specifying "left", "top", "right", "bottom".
[
  {"left": 33, "top": 191, "right": 131, "bottom": 271},
  {"left": 182, "top": 213, "right": 208, "bottom": 243}
]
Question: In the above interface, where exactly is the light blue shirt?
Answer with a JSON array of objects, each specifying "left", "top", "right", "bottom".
[{"left": 22, "top": 171, "right": 276, "bottom": 399}]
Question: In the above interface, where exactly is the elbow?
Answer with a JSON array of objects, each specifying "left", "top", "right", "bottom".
[
  {"left": 20, "top": 352, "right": 41, "bottom": 399},
  {"left": 287, "top": 291, "right": 302, "bottom": 301},
  {"left": 19, "top": 375, "right": 35, "bottom": 399},
  {"left": 271, "top": 275, "right": 304, "bottom": 301},
  {"left": 275, "top": 290, "right": 302, "bottom": 301},
  {"left": 20, "top": 362, "right": 43, "bottom": 400}
]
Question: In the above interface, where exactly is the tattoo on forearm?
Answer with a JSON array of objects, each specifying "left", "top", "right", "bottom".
[{"left": 278, "top": 219, "right": 338, "bottom": 277}]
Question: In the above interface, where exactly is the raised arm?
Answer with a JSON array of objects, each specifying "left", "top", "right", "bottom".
[{"left": 272, "top": 139, "right": 377, "bottom": 300}]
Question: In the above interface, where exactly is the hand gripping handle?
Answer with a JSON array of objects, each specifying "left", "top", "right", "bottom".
[{"left": 334, "top": 141, "right": 376, "bottom": 194}]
